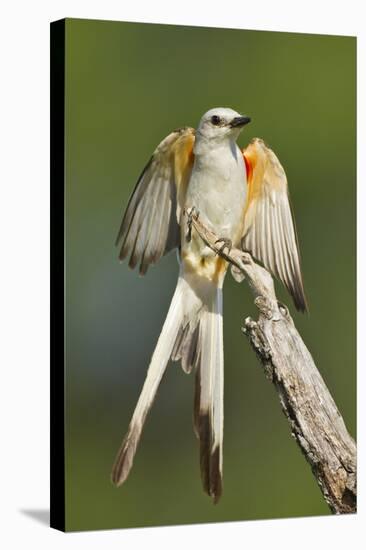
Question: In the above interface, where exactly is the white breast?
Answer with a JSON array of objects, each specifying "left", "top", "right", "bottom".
[{"left": 185, "top": 141, "right": 247, "bottom": 241}]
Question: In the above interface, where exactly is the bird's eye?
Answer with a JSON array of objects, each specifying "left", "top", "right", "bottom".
[{"left": 211, "top": 115, "right": 221, "bottom": 126}]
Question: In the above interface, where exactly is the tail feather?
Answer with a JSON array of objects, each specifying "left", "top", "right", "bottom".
[
  {"left": 195, "top": 287, "right": 224, "bottom": 503},
  {"left": 111, "top": 277, "right": 186, "bottom": 486}
]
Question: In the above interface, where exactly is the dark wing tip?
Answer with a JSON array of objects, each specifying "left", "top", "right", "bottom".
[
  {"left": 287, "top": 274, "right": 308, "bottom": 313},
  {"left": 295, "top": 287, "right": 308, "bottom": 313},
  {"left": 294, "top": 292, "right": 308, "bottom": 313},
  {"left": 138, "top": 262, "right": 149, "bottom": 276}
]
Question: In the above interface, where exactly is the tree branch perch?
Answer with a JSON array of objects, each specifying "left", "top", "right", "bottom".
[{"left": 188, "top": 210, "right": 357, "bottom": 514}]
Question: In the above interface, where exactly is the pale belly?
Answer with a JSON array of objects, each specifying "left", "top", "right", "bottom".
[{"left": 181, "top": 144, "right": 247, "bottom": 282}]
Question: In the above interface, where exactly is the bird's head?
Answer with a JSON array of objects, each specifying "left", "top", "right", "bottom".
[{"left": 196, "top": 107, "right": 251, "bottom": 145}]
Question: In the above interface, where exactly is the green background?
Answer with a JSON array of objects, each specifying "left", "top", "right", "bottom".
[{"left": 64, "top": 18, "right": 356, "bottom": 531}]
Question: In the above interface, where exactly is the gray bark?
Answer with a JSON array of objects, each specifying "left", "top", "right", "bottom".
[{"left": 189, "top": 210, "right": 357, "bottom": 514}]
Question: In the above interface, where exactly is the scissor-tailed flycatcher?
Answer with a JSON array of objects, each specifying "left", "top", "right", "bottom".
[{"left": 111, "top": 107, "right": 307, "bottom": 502}]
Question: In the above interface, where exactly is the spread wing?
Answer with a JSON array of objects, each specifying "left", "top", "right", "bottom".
[
  {"left": 116, "top": 127, "right": 195, "bottom": 275},
  {"left": 242, "top": 138, "right": 308, "bottom": 312}
]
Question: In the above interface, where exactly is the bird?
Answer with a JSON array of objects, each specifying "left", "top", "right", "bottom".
[{"left": 111, "top": 107, "right": 307, "bottom": 503}]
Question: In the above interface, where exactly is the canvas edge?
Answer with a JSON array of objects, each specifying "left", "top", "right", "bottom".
[{"left": 50, "top": 18, "right": 66, "bottom": 533}]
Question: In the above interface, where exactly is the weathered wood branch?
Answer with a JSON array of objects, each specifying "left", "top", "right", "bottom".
[{"left": 189, "top": 210, "right": 357, "bottom": 514}]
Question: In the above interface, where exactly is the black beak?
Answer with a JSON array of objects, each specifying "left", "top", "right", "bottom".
[{"left": 230, "top": 115, "right": 251, "bottom": 128}]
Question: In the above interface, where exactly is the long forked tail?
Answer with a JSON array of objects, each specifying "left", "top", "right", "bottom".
[
  {"left": 111, "top": 274, "right": 224, "bottom": 504},
  {"left": 111, "top": 275, "right": 200, "bottom": 487}
]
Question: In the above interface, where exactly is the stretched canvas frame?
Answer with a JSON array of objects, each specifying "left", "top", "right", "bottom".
[{"left": 50, "top": 17, "right": 356, "bottom": 532}]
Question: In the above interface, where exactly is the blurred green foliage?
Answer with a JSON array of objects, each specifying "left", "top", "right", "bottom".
[{"left": 63, "top": 18, "right": 356, "bottom": 531}]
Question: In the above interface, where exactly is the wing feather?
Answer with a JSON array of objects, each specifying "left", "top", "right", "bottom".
[
  {"left": 116, "top": 127, "right": 195, "bottom": 274},
  {"left": 242, "top": 138, "right": 307, "bottom": 312}
]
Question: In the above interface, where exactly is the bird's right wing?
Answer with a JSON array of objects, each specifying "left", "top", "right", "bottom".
[{"left": 116, "top": 127, "right": 195, "bottom": 275}]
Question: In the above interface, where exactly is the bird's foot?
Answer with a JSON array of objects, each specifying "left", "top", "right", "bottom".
[
  {"left": 215, "top": 237, "right": 232, "bottom": 256},
  {"left": 185, "top": 206, "right": 200, "bottom": 242}
]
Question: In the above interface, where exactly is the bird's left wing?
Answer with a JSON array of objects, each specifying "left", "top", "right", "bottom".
[
  {"left": 116, "top": 127, "right": 195, "bottom": 275},
  {"left": 241, "top": 138, "right": 308, "bottom": 312}
]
